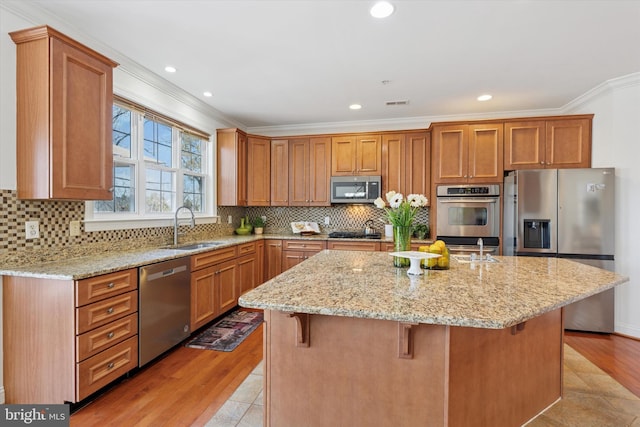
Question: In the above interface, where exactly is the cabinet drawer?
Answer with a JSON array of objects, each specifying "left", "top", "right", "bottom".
[
  {"left": 191, "top": 246, "right": 238, "bottom": 270},
  {"left": 238, "top": 241, "right": 256, "bottom": 255},
  {"left": 76, "top": 268, "right": 137, "bottom": 306},
  {"left": 76, "top": 291, "right": 138, "bottom": 334},
  {"left": 76, "top": 336, "right": 138, "bottom": 401},
  {"left": 283, "top": 240, "right": 326, "bottom": 251},
  {"left": 327, "top": 241, "right": 381, "bottom": 251},
  {"left": 77, "top": 313, "right": 138, "bottom": 362}
]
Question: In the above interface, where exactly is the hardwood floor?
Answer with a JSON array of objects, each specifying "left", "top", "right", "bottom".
[
  {"left": 565, "top": 330, "right": 640, "bottom": 397},
  {"left": 70, "top": 326, "right": 639, "bottom": 426},
  {"left": 70, "top": 324, "right": 263, "bottom": 427}
]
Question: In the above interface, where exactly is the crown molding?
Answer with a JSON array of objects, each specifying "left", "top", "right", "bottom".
[
  {"left": 563, "top": 72, "right": 640, "bottom": 113},
  {"left": 247, "top": 107, "right": 563, "bottom": 137}
]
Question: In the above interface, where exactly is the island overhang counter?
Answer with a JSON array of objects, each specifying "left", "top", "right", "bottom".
[{"left": 239, "top": 250, "right": 629, "bottom": 427}]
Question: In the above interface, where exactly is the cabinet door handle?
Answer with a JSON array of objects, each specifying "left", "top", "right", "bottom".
[
  {"left": 106, "top": 362, "right": 115, "bottom": 370},
  {"left": 107, "top": 332, "right": 115, "bottom": 339},
  {"left": 107, "top": 282, "right": 115, "bottom": 289},
  {"left": 106, "top": 307, "right": 114, "bottom": 314}
]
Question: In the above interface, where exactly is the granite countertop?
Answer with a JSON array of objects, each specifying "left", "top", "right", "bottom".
[
  {"left": 0, "top": 235, "right": 258, "bottom": 280},
  {"left": 0, "top": 233, "right": 430, "bottom": 280},
  {"left": 239, "top": 250, "right": 629, "bottom": 329}
]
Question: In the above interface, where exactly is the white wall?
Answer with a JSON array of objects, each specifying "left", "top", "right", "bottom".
[{"left": 569, "top": 77, "right": 640, "bottom": 338}]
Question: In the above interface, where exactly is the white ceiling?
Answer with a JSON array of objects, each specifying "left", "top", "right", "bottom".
[{"left": 7, "top": 0, "right": 640, "bottom": 130}]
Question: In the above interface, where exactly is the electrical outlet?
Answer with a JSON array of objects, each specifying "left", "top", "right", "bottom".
[
  {"left": 25, "top": 220, "right": 40, "bottom": 239},
  {"left": 70, "top": 220, "right": 81, "bottom": 237},
  {"left": 261, "top": 215, "right": 267, "bottom": 222},
  {"left": 228, "top": 215, "right": 233, "bottom": 224},
  {"left": 324, "top": 216, "right": 331, "bottom": 226}
]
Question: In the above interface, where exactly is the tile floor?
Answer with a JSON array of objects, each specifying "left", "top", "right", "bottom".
[
  {"left": 207, "top": 346, "right": 640, "bottom": 426},
  {"left": 206, "top": 361, "right": 264, "bottom": 427}
]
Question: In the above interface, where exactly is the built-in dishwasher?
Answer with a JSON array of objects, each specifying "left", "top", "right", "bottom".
[{"left": 139, "top": 257, "right": 191, "bottom": 366}]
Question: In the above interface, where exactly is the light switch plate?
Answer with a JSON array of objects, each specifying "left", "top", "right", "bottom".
[
  {"left": 324, "top": 216, "right": 331, "bottom": 225},
  {"left": 25, "top": 220, "right": 40, "bottom": 239}
]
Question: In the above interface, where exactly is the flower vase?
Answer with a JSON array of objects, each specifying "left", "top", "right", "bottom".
[{"left": 393, "top": 226, "right": 412, "bottom": 267}]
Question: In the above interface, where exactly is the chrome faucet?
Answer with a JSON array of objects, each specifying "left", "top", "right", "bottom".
[
  {"left": 174, "top": 206, "right": 195, "bottom": 245},
  {"left": 477, "top": 238, "right": 484, "bottom": 261}
]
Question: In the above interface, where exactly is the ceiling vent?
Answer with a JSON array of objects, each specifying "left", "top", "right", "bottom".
[{"left": 385, "top": 100, "right": 409, "bottom": 106}]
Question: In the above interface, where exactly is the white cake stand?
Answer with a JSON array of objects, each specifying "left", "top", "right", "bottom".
[{"left": 388, "top": 251, "right": 441, "bottom": 275}]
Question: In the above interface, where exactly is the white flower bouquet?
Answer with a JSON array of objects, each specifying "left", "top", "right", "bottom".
[{"left": 374, "top": 191, "right": 428, "bottom": 227}]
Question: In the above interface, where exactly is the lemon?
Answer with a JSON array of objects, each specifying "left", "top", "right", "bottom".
[{"left": 434, "top": 240, "right": 446, "bottom": 249}]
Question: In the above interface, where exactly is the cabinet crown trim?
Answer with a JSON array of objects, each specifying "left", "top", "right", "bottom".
[{"left": 10, "top": 25, "right": 119, "bottom": 67}]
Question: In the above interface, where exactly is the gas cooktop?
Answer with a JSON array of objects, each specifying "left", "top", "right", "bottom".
[{"left": 328, "top": 231, "right": 382, "bottom": 239}]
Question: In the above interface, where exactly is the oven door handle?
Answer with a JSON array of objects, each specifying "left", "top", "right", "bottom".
[{"left": 437, "top": 198, "right": 498, "bottom": 203}]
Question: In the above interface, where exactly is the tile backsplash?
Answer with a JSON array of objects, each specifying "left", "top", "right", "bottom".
[{"left": 0, "top": 189, "right": 429, "bottom": 266}]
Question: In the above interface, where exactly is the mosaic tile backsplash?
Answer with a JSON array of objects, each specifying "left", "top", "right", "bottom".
[{"left": 0, "top": 189, "right": 429, "bottom": 266}]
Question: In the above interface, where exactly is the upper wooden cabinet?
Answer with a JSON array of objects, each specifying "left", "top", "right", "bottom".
[
  {"left": 504, "top": 117, "right": 592, "bottom": 170},
  {"left": 432, "top": 123, "right": 504, "bottom": 184},
  {"left": 289, "top": 137, "right": 332, "bottom": 206},
  {"left": 331, "top": 134, "right": 381, "bottom": 176},
  {"left": 217, "top": 128, "right": 248, "bottom": 206},
  {"left": 247, "top": 136, "right": 271, "bottom": 206},
  {"left": 10, "top": 25, "right": 118, "bottom": 200},
  {"left": 271, "top": 139, "right": 289, "bottom": 206},
  {"left": 382, "top": 132, "right": 431, "bottom": 202}
]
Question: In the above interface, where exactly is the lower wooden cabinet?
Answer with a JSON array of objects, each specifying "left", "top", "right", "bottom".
[
  {"left": 76, "top": 336, "right": 138, "bottom": 401},
  {"left": 327, "top": 240, "right": 381, "bottom": 251},
  {"left": 190, "top": 246, "right": 238, "bottom": 330},
  {"left": 282, "top": 240, "right": 326, "bottom": 271},
  {"left": 216, "top": 259, "right": 239, "bottom": 315},
  {"left": 265, "top": 239, "right": 283, "bottom": 281},
  {"left": 3, "top": 268, "right": 139, "bottom": 404},
  {"left": 190, "top": 241, "right": 263, "bottom": 330}
]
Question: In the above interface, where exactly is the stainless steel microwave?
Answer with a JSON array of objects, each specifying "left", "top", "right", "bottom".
[{"left": 330, "top": 176, "right": 381, "bottom": 204}]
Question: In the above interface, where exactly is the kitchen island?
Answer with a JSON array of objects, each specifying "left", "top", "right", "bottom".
[{"left": 239, "top": 250, "right": 629, "bottom": 427}]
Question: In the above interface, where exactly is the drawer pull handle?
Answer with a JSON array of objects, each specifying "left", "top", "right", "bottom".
[
  {"left": 107, "top": 332, "right": 115, "bottom": 339},
  {"left": 107, "top": 282, "right": 115, "bottom": 289},
  {"left": 107, "top": 362, "right": 115, "bottom": 370},
  {"left": 106, "top": 307, "right": 114, "bottom": 314}
]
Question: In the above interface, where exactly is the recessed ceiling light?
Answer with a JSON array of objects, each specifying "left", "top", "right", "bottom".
[
  {"left": 370, "top": 1, "right": 395, "bottom": 18},
  {"left": 477, "top": 94, "right": 493, "bottom": 101},
  {"left": 349, "top": 104, "right": 362, "bottom": 110},
  {"left": 203, "top": 91, "right": 213, "bottom": 97},
  {"left": 164, "top": 66, "right": 177, "bottom": 73}
]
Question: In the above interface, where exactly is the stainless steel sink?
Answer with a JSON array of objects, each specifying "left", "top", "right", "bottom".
[{"left": 163, "top": 241, "right": 225, "bottom": 251}]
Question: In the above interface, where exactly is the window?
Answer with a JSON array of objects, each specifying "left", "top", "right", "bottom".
[{"left": 88, "top": 100, "right": 213, "bottom": 229}]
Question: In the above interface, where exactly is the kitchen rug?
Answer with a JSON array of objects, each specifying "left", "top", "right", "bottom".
[{"left": 185, "top": 310, "right": 263, "bottom": 352}]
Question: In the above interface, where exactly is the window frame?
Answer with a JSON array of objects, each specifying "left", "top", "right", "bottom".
[{"left": 84, "top": 101, "right": 217, "bottom": 232}]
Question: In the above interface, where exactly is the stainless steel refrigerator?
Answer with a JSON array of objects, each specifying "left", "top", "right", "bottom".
[{"left": 503, "top": 168, "right": 615, "bottom": 332}]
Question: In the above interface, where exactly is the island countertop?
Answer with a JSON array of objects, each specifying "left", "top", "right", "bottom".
[{"left": 239, "top": 250, "right": 629, "bottom": 329}]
